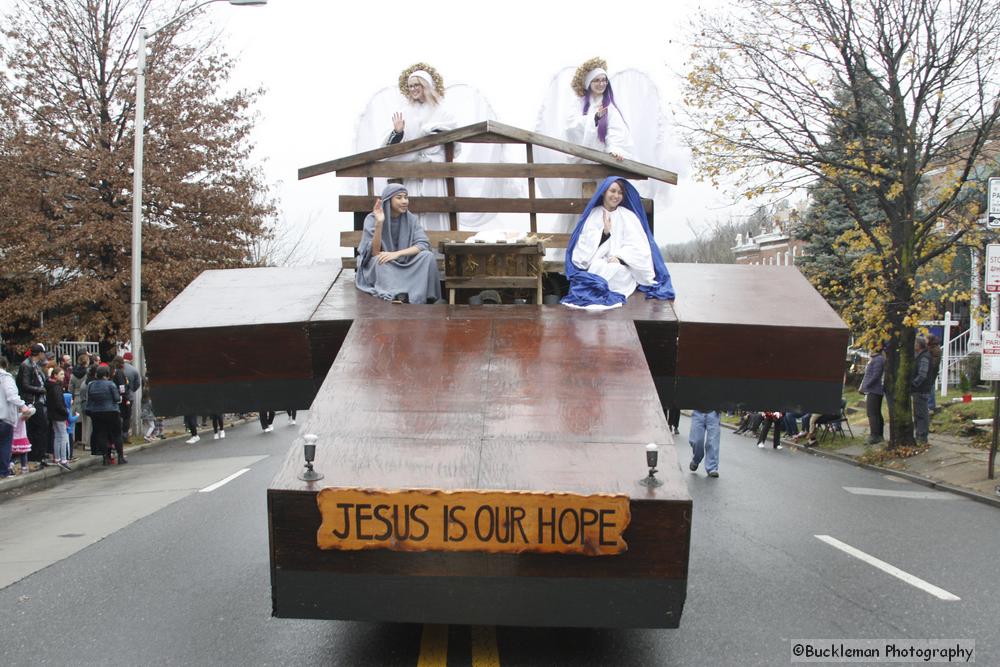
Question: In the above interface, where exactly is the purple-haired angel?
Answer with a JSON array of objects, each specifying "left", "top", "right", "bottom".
[{"left": 565, "top": 58, "right": 633, "bottom": 161}]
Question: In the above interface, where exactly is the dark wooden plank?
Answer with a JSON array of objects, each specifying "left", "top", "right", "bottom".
[
  {"left": 339, "top": 195, "right": 654, "bottom": 215},
  {"left": 444, "top": 276, "right": 541, "bottom": 288},
  {"left": 336, "top": 162, "right": 645, "bottom": 180},
  {"left": 298, "top": 123, "right": 490, "bottom": 179},
  {"left": 145, "top": 263, "right": 341, "bottom": 332},
  {"left": 440, "top": 242, "right": 544, "bottom": 256},
  {"left": 298, "top": 120, "right": 678, "bottom": 185},
  {"left": 144, "top": 263, "right": 344, "bottom": 415},
  {"left": 444, "top": 142, "right": 458, "bottom": 230},
  {"left": 271, "top": 570, "right": 686, "bottom": 628},
  {"left": 526, "top": 145, "right": 538, "bottom": 233},
  {"left": 669, "top": 264, "right": 848, "bottom": 413},
  {"left": 341, "top": 230, "right": 571, "bottom": 248}
]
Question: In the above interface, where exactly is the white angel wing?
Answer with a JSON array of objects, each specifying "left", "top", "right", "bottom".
[
  {"left": 609, "top": 69, "right": 687, "bottom": 202},
  {"left": 532, "top": 66, "right": 579, "bottom": 200},
  {"left": 349, "top": 86, "right": 407, "bottom": 197},
  {"left": 446, "top": 83, "right": 525, "bottom": 229}
]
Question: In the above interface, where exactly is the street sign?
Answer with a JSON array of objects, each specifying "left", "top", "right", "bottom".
[
  {"left": 987, "top": 244, "right": 1000, "bottom": 292},
  {"left": 982, "top": 331, "right": 1000, "bottom": 381},
  {"left": 990, "top": 178, "right": 1000, "bottom": 228}
]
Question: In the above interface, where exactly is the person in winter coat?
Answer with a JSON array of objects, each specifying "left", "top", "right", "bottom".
[
  {"left": 45, "top": 367, "right": 72, "bottom": 470},
  {"left": 1, "top": 356, "right": 31, "bottom": 477}
]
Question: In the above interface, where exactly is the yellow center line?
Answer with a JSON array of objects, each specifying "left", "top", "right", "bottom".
[
  {"left": 417, "top": 624, "right": 448, "bottom": 667},
  {"left": 471, "top": 625, "right": 500, "bottom": 667}
]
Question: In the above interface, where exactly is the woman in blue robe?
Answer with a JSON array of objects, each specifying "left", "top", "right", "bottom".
[{"left": 562, "top": 177, "right": 674, "bottom": 309}]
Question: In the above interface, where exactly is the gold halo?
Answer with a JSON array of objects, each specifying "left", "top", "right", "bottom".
[
  {"left": 572, "top": 57, "right": 608, "bottom": 98},
  {"left": 398, "top": 63, "right": 446, "bottom": 98}
]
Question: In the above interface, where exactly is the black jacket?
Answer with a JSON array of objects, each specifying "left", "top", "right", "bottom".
[
  {"left": 16, "top": 358, "right": 46, "bottom": 405},
  {"left": 46, "top": 379, "right": 69, "bottom": 421}
]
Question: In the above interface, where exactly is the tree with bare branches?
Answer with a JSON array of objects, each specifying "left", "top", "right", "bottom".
[
  {"left": 0, "top": 0, "right": 275, "bottom": 346},
  {"left": 684, "top": 0, "right": 1000, "bottom": 447}
]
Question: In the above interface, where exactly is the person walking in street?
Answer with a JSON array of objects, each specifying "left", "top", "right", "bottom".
[
  {"left": 688, "top": 409, "right": 721, "bottom": 478},
  {"left": 860, "top": 345, "right": 885, "bottom": 445},
  {"left": 666, "top": 405, "right": 680, "bottom": 435},
  {"left": 184, "top": 415, "right": 200, "bottom": 444},
  {"left": 259, "top": 410, "right": 275, "bottom": 433},
  {"left": 286, "top": 410, "right": 297, "bottom": 426},
  {"left": 1, "top": 356, "right": 31, "bottom": 477},
  {"left": 212, "top": 415, "right": 226, "bottom": 440},
  {"left": 911, "top": 335, "right": 933, "bottom": 445}
]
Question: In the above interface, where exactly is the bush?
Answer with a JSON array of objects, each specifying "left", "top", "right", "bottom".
[{"left": 959, "top": 372, "right": 971, "bottom": 394}]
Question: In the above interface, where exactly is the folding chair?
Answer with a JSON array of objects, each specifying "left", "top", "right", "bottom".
[{"left": 818, "top": 403, "right": 853, "bottom": 442}]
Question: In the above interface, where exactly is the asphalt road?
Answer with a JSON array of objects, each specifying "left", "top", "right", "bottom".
[{"left": 0, "top": 413, "right": 997, "bottom": 666}]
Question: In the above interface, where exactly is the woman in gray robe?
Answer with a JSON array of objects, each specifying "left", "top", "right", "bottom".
[{"left": 356, "top": 184, "right": 442, "bottom": 304}]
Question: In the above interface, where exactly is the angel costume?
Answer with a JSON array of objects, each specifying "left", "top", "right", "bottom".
[
  {"left": 562, "top": 178, "right": 675, "bottom": 310},
  {"left": 382, "top": 70, "right": 457, "bottom": 232},
  {"left": 356, "top": 184, "right": 442, "bottom": 304},
  {"left": 565, "top": 67, "right": 633, "bottom": 160}
]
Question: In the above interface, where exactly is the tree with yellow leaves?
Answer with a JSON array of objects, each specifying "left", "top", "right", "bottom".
[{"left": 684, "top": 0, "right": 1000, "bottom": 447}]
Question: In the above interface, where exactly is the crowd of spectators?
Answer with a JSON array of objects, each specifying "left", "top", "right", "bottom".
[{"left": 0, "top": 343, "right": 144, "bottom": 475}]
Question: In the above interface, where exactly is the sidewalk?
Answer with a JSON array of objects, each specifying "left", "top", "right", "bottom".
[
  {"left": 722, "top": 416, "right": 1000, "bottom": 508},
  {"left": 0, "top": 415, "right": 255, "bottom": 496}
]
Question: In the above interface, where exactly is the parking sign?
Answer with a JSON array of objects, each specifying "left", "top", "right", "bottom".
[{"left": 990, "top": 178, "right": 1000, "bottom": 228}]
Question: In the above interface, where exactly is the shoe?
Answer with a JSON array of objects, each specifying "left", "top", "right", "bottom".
[
  {"left": 757, "top": 443, "right": 765, "bottom": 448},
  {"left": 707, "top": 470, "right": 719, "bottom": 478},
  {"left": 220, "top": 430, "right": 226, "bottom": 439},
  {"left": 213, "top": 432, "right": 220, "bottom": 440},
  {"left": 264, "top": 425, "right": 274, "bottom": 433},
  {"left": 289, "top": 419, "right": 296, "bottom": 426},
  {"left": 118, "top": 456, "right": 128, "bottom": 464},
  {"left": 774, "top": 444, "right": 783, "bottom": 450},
  {"left": 689, "top": 461, "right": 698, "bottom": 471},
  {"left": 867, "top": 437, "right": 883, "bottom": 445},
  {"left": 805, "top": 439, "right": 818, "bottom": 447},
  {"left": 58, "top": 461, "right": 72, "bottom": 471},
  {"left": 186, "top": 435, "right": 200, "bottom": 444}
]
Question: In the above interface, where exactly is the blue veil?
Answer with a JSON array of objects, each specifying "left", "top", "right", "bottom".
[{"left": 561, "top": 177, "right": 675, "bottom": 307}]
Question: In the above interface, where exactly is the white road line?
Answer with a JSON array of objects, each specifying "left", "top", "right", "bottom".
[
  {"left": 815, "top": 535, "right": 960, "bottom": 601},
  {"left": 843, "top": 486, "right": 957, "bottom": 500},
  {"left": 199, "top": 468, "right": 250, "bottom": 493}
]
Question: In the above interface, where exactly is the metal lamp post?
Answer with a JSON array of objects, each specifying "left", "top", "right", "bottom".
[{"left": 130, "top": 0, "right": 266, "bottom": 435}]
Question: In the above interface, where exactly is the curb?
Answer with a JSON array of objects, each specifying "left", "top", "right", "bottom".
[
  {"left": 0, "top": 417, "right": 255, "bottom": 496},
  {"left": 717, "top": 420, "right": 1000, "bottom": 509}
]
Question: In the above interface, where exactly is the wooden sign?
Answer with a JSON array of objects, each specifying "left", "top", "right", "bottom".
[{"left": 316, "top": 488, "right": 631, "bottom": 556}]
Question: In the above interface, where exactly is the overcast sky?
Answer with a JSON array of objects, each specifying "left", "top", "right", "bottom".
[
  {"left": 6, "top": 0, "right": 754, "bottom": 262},
  {"left": 214, "top": 0, "right": 760, "bottom": 260}
]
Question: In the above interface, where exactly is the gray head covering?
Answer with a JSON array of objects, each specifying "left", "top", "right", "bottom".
[{"left": 380, "top": 183, "right": 407, "bottom": 203}]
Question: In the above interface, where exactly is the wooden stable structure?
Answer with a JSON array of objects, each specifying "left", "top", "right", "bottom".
[
  {"left": 301, "top": 120, "right": 675, "bottom": 273},
  {"left": 143, "top": 127, "right": 849, "bottom": 629}
]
